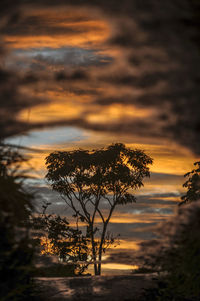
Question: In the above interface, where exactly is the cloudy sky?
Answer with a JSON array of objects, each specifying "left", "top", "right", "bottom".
[{"left": 1, "top": 0, "right": 200, "bottom": 274}]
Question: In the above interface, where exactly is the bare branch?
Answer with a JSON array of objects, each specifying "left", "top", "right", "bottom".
[
  {"left": 96, "top": 207, "right": 105, "bottom": 224},
  {"left": 102, "top": 195, "right": 112, "bottom": 207}
]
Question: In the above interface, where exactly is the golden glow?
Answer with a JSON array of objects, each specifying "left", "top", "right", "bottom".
[
  {"left": 102, "top": 263, "right": 137, "bottom": 270},
  {"left": 4, "top": 32, "right": 108, "bottom": 49},
  {"left": 19, "top": 100, "right": 84, "bottom": 123},
  {"left": 113, "top": 239, "right": 140, "bottom": 250},
  {"left": 19, "top": 102, "right": 153, "bottom": 124},
  {"left": 126, "top": 143, "right": 196, "bottom": 176},
  {"left": 86, "top": 104, "right": 152, "bottom": 124},
  {"left": 4, "top": 8, "right": 110, "bottom": 49},
  {"left": 40, "top": 236, "right": 58, "bottom": 255},
  {"left": 17, "top": 89, "right": 156, "bottom": 131}
]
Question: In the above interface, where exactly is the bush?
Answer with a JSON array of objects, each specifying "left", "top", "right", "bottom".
[
  {"left": 34, "top": 262, "right": 76, "bottom": 277},
  {"left": 0, "top": 145, "right": 36, "bottom": 301}
]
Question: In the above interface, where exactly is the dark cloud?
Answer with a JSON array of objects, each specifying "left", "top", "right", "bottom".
[
  {"left": 0, "top": 68, "right": 47, "bottom": 139},
  {"left": 107, "top": 222, "right": 158, "bottom": 241},
  {"left": 137, "top": 195, "right": 179, "bottom": 206},
  {"left": 106, "top": 250, "right": 137, "bottom": 265},
  {"left": 55, "top": 69, "right": 88, "bottom": 81},
  {"left": 150, "top": 172, "right": 182, "bottom": 180},
  {"left": 2, "top": 17, "right": 84, "bottom": 37},
  {"left": 0, "top": 0, "right": 200, "bottom": 154}
]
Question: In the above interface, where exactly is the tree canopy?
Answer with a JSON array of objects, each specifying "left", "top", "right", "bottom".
[{"left": 45, "top": 143, "right": 153, "bottom": 275}]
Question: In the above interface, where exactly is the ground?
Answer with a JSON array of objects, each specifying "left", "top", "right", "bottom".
[{"left": 35, "top": 274, "right": 156, "bottom": 301}]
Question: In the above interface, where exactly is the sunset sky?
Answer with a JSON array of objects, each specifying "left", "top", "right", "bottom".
[{"left": 1, "top": 1, "right": 200, "bottom": 275}]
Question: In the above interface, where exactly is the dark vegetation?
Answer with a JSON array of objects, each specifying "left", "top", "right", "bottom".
[
  {"left": 180, "top": 161, "right": 200, "bottom": 205},
  {"left": 0, "top": 144, "right": 37, "bottom": 300},
  {"left": 33, "top": 261, "right": 76, "bottom": 277},
  {"left": 135, "top": 162, "right": 200, "bottom": 301}
]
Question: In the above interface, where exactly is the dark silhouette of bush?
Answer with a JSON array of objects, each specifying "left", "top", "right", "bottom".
[
  {"left": 0, "top": 145, "right": 37, "bottom": 301},
  {"left": 137, "top": 200, "right": 200, "bottom": 301},
  {"left": 33, "top": 262, "right": 76, "bottom": 277}
]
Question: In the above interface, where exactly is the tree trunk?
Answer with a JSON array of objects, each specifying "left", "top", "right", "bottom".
[
  {"left": 96, "top": 222, "right": 107, "bottom": 275},
  {"left": 92, "top": 247, "right": 98, "bottom": 275},
  {"left": 94, "top": 262, "right": 98, "bottom": 275},
  {"left": 97, "top": 261, "right": 101, "bottom": 275},
  {"left": 90, "top": 225, "right": 98, "bottom": 275}
]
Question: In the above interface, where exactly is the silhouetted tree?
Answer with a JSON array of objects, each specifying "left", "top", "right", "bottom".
[
  {"left": 180, "top": 161, "right": 200, "bottom": 205},
  {"left": 45, "top": 143, "right": 153, "bottom": 275}
]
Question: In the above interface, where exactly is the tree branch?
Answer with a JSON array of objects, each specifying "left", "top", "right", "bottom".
[{"left": 102, "top": 195, "right": 112, "bottom": 207}]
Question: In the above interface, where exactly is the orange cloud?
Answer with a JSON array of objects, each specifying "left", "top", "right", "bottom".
[
  {"left": 85, "top": 103, "right": 153, "bottom": 124},
  {"left": 3, "top": 7, "right": 110, "bottom": 49}
]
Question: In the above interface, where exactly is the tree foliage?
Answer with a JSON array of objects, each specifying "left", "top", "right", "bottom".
[
  {"left": 180, "top": 161, "right": 200, "bottom": 205},
  {"left": 45, "top": 143, "right": 153, "bottom": 275}
]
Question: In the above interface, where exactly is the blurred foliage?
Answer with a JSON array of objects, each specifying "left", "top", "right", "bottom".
[
  {"left": 180, "top": 161, "right": 200, "bottom": 205},
  {"left": 0, "top": 144, "right": 37, "bottom": 301},
  {"left": 137, "top": 200, "right": 200, "bottom": 301}
]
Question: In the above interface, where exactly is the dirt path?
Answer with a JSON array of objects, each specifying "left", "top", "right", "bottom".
[{"left": 35, "top": 274, "right": 155, "bottom": 301}]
